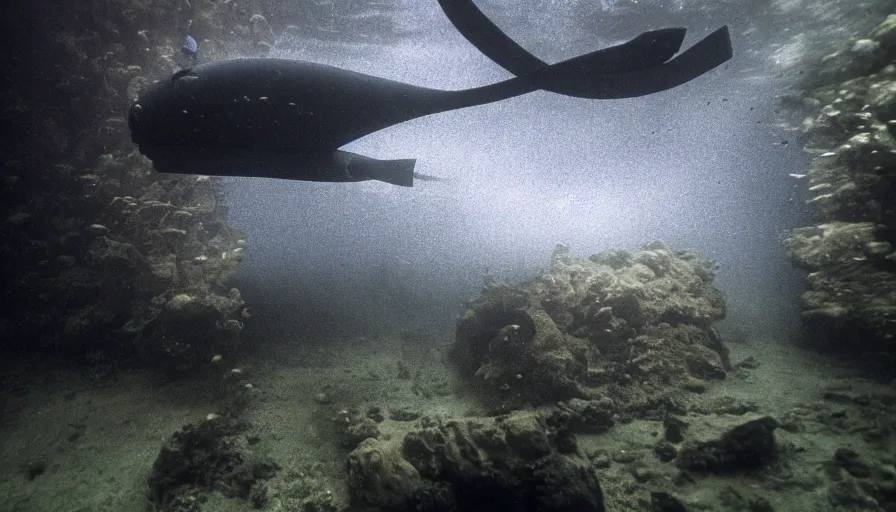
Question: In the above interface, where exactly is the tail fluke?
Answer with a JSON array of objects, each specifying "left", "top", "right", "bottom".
[
  {"left": 588, "top": 28, "right": 687, "bottom": 74},
  {"left": 348, "top": 156, "right": 416, "bottom": 187},
  {"left": 437, "top": 0, "right": 732, "bottom": 99},
  {"left": 438, "top": 0, "right": 687, "bottom": 83},
  {"left": 530, "top": 25, "right": 733, "bottom": 99}
]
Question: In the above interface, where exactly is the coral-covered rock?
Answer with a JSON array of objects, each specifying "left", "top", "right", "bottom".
[
  {"left": 0, "top": 0, "right": 277, "bottom": 373},
  {"left": 783, "top": 14, "right": 896, "bottom": 368},
  {"left": 452, "top": 243, "right": 728, "bottom": 414},
  {"left": 346, "top": 411, "right": 605, "bottom": 512},
  {"left": 332, "top": 407, "right": 383, "bottom": 449},
  {"left": 346, "top": 438, "right": 424, "bottom": 509},
  {"left": 148, "top": 417, "right": 278, "bottom": 511},
  {"left": 798, "top": 15, "right": 896, "bottom": 89}
]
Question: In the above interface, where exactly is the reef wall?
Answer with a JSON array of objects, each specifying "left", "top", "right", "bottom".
[
  {"left": 782, "top": 14, "right": 896, "bottom": 367},
  {"left": 0, "top": 0, "right": 278, "bottom": 372}
]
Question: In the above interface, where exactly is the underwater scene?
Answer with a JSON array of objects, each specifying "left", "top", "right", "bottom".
[{"left": 1, "top": 0, "right": 895, "bottom": 510}]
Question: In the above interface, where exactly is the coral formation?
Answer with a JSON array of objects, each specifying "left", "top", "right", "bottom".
[
  {"left": 452, "top": 243, "right": 728, "bottom": 415},
  {"left": 783, "top": 14, "right": 896, "bottom": 367}
]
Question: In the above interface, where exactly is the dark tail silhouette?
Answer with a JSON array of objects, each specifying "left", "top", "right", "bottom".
[
  {"left": 442, "top": 24, "right": 731, "bottom": 111},
  {"left": 438, "top": 0, "right": 732, "bottom": 99},
  {"left": 350, "top": 156, "right": 416, "bottom": 187}
]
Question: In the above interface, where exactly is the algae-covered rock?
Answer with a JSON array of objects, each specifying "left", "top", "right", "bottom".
[
  {"left": 0, "top": 0, "right": 275, "bottom": 372},
  {"left": 783, "top": 13, "right": 896, "bottom": 368},
  {"left": 148, "top": 417, "right": 279, "bottom": 511},
  {"left": 346, "top": 438, "right": 424, "bottom": 509},
  {"left": 453, "top": 243, "right": 728, "bottom": 414},
  {"left": 869, "top": 14, "right": 896, "bottom": 55},
  {"left": 799, "top": 15, "right": 896, "bottom": 88},
  {"left": 332, "top": 407, "right": 382, "bottom": 449},
  {"left": 674, "top": 413, "right": 780, "bottom": 473},
  {"left": 823, "top": 447, "right": 896, "bottom": 510},
  {"left": 346, "top": 410, "right": 605, "bottom": 512},
  {"left": 650, "top": 492, "right": 688, "bottom": 512}
]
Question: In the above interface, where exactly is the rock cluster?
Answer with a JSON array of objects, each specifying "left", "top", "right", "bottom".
[
  {"left": 783, "top": 14, "right": 896, "bottom": 366},
  {"left": 452, "top": 243, "right": 728, "bottom": 415},
  {"left": 397, "top": 374, "right": 883, "bottom": 512}
]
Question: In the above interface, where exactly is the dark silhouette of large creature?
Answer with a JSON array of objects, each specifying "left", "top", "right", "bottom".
[{"left": 129, "top": 1, "right": 733, "bottom": 187}]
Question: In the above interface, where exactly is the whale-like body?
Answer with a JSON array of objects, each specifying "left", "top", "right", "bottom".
[{"left": 129, "top": 1, "right": 732, "bottom": 186}]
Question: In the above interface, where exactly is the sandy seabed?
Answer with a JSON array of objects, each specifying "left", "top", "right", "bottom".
[{"left": 0, "top": 326, "right": 892, "bottom": 512}]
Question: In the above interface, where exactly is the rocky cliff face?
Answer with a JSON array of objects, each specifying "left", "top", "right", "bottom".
[
  {"left": 0, "top": 0, "right": 277, "bottom": 373},
  {"left": 782, "top": 14, "right": 896, "bottom": 369}
]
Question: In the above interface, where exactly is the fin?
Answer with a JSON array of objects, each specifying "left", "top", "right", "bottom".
[
  {"left": 171, "top": 68, "right": 193, "bottom": 81},
  {"left": 438, "top": 0, "right": 687, "bottom": 86},
  {"left": 141, "top": 144, "right": 419, "bottom": 187},
  {"left": 412, "top": 172, "right": 446, "bottom": 183},
  {"left": 530, "top": 25, "right": 733, "bottom": 99},
  {"left": 594, "top": 28, "right": 688, "bottom": 74},
  {"left": 348, "top": 156, "right": 417, "bottom": 187},
  {"left": 527, "top": 28, "right": 690, "bottom": 98}
]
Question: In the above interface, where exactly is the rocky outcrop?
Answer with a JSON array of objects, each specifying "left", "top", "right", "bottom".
[
  {"left": 673, "top": 413, "right": 780, "bottom": 473},
  {"left": 782, "top": 14, "right": 896, "bottom": 367},
  {"left": 798, "top": 14, "right": 896, "bottom": 89},
  {"left": 825, "top": 446, "right": 896, "bottom": 510},
  {"left": 0, "top": 0, "right": 280, "bottom": 372},
  {"left": 452, "top": 243, "right": 728, "bottom": 415},
  {"left": 345, "top": 411, "right": 605, "bottom": 512},
  {"left": 148, "top": 416, "right": 279, "bottom": 511}
]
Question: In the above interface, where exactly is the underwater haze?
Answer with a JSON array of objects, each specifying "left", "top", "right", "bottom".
[
  {"left": 227, "top": 0, "right": 890, "bottom": 341},
  {"left": 231, "top": 0, "right": 802, "bottom": 337},
  {"left": 1, "top": 0, "right": 895, "bottom": 511}
]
